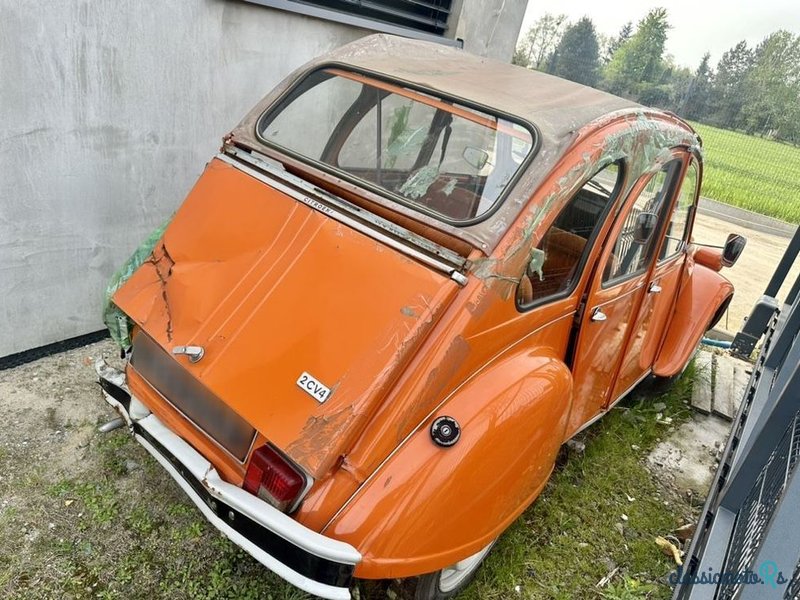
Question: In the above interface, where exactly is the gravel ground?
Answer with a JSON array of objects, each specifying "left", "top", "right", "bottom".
[{"left": 0, "top": 340, "right": 306, "bottom": 600}]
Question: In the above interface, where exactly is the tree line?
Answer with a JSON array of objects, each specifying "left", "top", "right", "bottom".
[{"left": 513, "top": 9, "right": 800, "bottom": 144}]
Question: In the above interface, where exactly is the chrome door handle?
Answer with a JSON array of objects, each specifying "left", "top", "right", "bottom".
[
  {"left": 591, "top": 307, "right": 607, "bottom": 322},
  {"left": 649, "top": 282, "right": 662, "bottom": 294}
]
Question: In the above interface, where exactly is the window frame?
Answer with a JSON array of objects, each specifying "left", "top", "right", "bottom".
[
  {"left": 658, "top": 157, "right": 699, "bottom": 264},
  {"left": 600, "top": 158, "right": 683, "bottom": 289},
  {"left": 254, "top": 64, "right": 542, "bottom": 228},
  {"left": 516, "top": 159, "right": 627, "bottom": 312}
]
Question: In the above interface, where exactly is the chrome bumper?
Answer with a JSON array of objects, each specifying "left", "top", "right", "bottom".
[{"left": 95, "top": 360, "right": 360, "bottom": 600}]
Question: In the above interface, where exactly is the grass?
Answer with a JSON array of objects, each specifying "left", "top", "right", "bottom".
[
  {"left": 689, "top": 121, "right": 800, "bottom": 223},
  {"left": 0, "top": 367, "right": 698, "bottom": 600}
]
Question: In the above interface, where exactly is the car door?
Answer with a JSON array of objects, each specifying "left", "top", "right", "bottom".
[
  {"left": 566, "top": 158, "right": 684, "bottom": 436},
  {"left": 612, "top": 154, "right": 700, "bottom": 398}
]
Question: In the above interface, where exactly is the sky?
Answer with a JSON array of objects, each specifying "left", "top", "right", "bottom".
[{"left": 520, "top": 0, "right": 800, "bottom": 69}]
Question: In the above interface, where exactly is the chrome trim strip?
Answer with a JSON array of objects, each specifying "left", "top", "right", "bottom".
[{"left": 218, "top": 149, "right": 469, "bottom": 286}]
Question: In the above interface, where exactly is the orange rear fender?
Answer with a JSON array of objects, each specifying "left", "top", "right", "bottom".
[
  {"left": 653, "top": 261, "right": 733, "bottom": 378},
  {"left": 324, "top": 350, "right": 572, "bottom": 579}
]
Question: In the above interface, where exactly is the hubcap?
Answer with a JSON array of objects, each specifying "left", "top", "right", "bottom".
[{"left": 438, "top": 542, "right": 495, "bottom": 593}]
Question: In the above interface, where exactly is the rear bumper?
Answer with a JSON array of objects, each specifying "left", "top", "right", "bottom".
[{"left": 96, "top": 360, "right": 360, "bottom": 600}]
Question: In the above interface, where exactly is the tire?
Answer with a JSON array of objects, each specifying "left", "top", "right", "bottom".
[
  {"left": 413, "top": 541, "right": 495, "bottom": 600},
  {"left": 647, "top": 335, "right": 703, "bottom": 393}
]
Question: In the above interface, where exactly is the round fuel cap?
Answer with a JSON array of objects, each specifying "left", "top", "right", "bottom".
[{"left": 430, "top": 416, "right": 461, "bottom": 447}]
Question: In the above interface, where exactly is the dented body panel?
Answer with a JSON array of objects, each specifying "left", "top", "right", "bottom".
[
  {"left": 113, "top": 158, "right": 460, "bottom": 480},
  {"left": 99, "top": 34, "right": 738, "bottom": 598}
]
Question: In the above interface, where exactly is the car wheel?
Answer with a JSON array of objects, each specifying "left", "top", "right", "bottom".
[{"left": 413, "top": 541, "right": 495, "bottom": 600}]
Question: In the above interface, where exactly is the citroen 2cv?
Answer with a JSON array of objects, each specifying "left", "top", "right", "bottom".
[{"left": 97, "top": 34, "right": 745, "bottom": 599}]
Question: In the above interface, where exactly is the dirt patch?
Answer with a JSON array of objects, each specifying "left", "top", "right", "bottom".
[
  {"left": 0, "top": 341, "right": 300, "bottom": 599},
  {"left": 0, "top": 340, "right": 121, "bottom": 477}
]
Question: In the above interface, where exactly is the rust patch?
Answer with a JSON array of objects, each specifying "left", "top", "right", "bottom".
[{"left": 285, "top": 402, "right": 357, "bottom": 473}]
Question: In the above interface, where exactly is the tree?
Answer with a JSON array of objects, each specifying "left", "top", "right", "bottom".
[
  {"left": 710, "top": 41, "right": 754, "bottom": 128},
  {"left": 603, "top": 8, "right": 671, "bottom": 98},
  {"left": 665, "top": 63, "right": 695, "bottom": 114},
  {"left": 740, "top": 31, "right": 800, "bottom": 141},
  {"left": 604, "top": 21, "right": 633, "bottom": 64},
  {"left": 513, "top": 13, "right": 568, "bottom": 71},
  {"left": 512, "top": 46, "right": 531, "bottom": 68},
  {"left": 549, "top": 17, "right": 601, "bottom": 87},
  {"left": 680, "top": 53, "right": 714, "bottom": 120}
]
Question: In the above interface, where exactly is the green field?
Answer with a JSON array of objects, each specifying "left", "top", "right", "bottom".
[{"left": 690, "top": 121, "right": 800, "bottom": 223}]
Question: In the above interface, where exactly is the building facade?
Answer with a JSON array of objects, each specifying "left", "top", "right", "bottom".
[{"left": 0, "top": 0, "right": 527, "bottom": 358}]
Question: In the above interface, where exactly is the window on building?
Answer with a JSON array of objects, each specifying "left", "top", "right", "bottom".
[{"left": 242, "top": 0, "right": 456, "bottom": 39}]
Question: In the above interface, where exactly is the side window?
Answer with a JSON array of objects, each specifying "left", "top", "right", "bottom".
[
  {"left": 517, "top": 161, "right": 623, "bottom": 307},
  {"left": 603, "top": 160, "right": 681, "bottom": 285},
  {"left": 660, "top": 161, "right": 698, "bottom": 260}
]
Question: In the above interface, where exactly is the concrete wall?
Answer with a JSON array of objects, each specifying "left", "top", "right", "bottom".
[
  {"left": 448, "top": 0, "right": 528, "bottom": 61},
  {"left": 0, "top": 0, "right": 527, "bottom": 357}
]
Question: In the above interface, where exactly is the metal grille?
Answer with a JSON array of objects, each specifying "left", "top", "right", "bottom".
[
  {"left": 718, "top": 412, "right": 800, "bottom": 600},
  {"left": 248, "top": 0, "right": 453, "bottom": 35},
  {"left": 786, "top": 559, "right": 800, "bottom": 600}
]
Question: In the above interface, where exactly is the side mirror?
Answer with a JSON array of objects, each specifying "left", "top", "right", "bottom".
[
  {"left": 633, "top": 212, "right": 658, "bottom": 244},
  {"left": 721, "top": 233, "right": 747, "bottom": 267},
  {"left": 462, "top": 146, "right": 489, "bottom": 170}
]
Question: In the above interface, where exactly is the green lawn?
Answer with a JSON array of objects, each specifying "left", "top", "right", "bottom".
[{"left": 689, "top": 121, "right": 800, "bottom": 223}]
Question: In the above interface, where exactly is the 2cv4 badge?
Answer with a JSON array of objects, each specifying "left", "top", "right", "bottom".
[{"left": 296, "top": 371, "right": 331, "bottom": 403}]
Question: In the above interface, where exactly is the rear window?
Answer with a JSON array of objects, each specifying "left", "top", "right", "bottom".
[{"left": 257, "top": 68, "right": 536, "bottom": 223}]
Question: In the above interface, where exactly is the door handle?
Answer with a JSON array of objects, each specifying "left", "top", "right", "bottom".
[
  {"left": 590, "top": 307, "right": 607, "bottom": 322},
  {"left": 649, "top": 282, "right": 662, "bottom": 294},
  {"left": 172, "top": 345, "right": 205, "bottom": 363}
]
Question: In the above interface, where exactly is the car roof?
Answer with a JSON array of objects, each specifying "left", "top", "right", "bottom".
[
  {"left": 316, "top": 34, "right": 641, "bottom": 143},
  {"left": 231, "top": 34, "right": 697, "bottom": 254}
]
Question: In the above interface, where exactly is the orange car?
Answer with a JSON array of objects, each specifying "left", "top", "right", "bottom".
[{"left": 97, "top": 34, "right": 745, "bottom": 599}]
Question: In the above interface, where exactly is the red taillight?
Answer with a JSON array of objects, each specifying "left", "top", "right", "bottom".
[{"left": 243, "top": 444, "right": 307, "bottom": 512}]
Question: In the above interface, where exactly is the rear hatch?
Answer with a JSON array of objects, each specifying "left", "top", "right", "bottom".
[{"left": 113, "top": 157, "right": 461, "bottom": 477}]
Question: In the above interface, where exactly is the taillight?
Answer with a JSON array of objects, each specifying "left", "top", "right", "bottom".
[{"left": 243, "top": 444, "right": 307, "bottom": 512}]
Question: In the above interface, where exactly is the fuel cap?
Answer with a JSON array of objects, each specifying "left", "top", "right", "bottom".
[{"left": 430, "top": 416, "right": 461, "bottom": 447}]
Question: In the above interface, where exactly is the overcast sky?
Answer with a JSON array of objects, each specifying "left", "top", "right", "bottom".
[{"left": 520, "top": 0, "right": 800, "bottom": 69}]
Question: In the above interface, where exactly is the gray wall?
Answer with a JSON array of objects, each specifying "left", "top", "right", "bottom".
[
  {"left": 0, "top": 0, "right": 526, "bottom": 357},
  {"left": 449, "top": 0, "right": 528, "bottom": 61}
]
